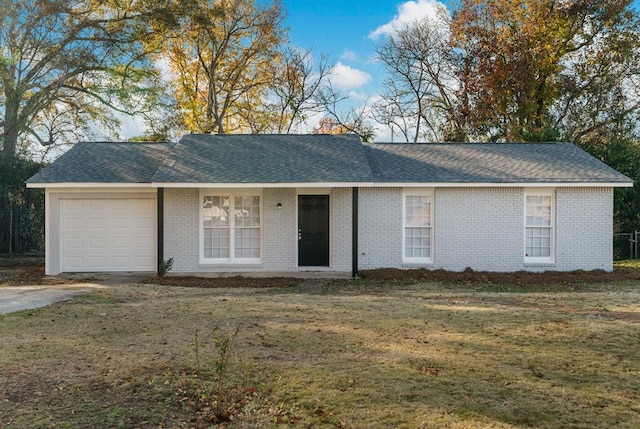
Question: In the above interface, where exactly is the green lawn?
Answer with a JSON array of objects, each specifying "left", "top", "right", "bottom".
[{"left": 1, "top": 279, "right": 639, "bottom": 428}]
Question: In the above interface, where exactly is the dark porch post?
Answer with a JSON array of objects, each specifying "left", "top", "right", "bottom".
[
  {"left": 157, "top": 188, "right": 164, "bottom": 275},
  {"left": 352, "top": 187, "right": 359, "bottom": 278}
]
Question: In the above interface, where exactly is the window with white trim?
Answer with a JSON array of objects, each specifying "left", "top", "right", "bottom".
[
  {"left": 202, "top": 194, "right": 261, "bottom": 262},
  {"left": 403, "top": 193, "right": 433, "bottom": 262},
  {"left": 524, "top": 193, "right": 554, "bottom": 262}
]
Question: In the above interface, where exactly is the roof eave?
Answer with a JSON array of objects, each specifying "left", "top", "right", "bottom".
[
  {"left": 26, "top": 181, "right": 633, "bottom": 189},
  {"left": 151, "top": 182, "right": 375, "bottom": 188},
  {"left": 25, "top": 182, "right": 155, "bottom": 189},
  {"left": 374, "top": 181, "right": 633, "bottom": 188}
]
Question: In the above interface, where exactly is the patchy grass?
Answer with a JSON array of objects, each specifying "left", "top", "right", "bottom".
[
  {"left": 615, "top": 259, "right": 640, "bottom": 269},
  {"left": 1, "top": 279, "right": 639, "bottom": 428}
]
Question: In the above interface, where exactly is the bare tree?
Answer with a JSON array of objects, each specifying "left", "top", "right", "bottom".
[
  {"left": 268, "top": 47, "right": 333, "bottom": 133},
  {"left": 373, "top": 14, "right": 461, "bottom": 142},
  {"left": 316, "top": 84, "right": 375, "bottom": 142}
]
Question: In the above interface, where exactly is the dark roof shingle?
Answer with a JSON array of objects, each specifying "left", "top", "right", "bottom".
[
  {"left": 152, "top": 134, "right": 373, "bottom": 183},
  {"left": 26, "top": 136, "right": 632, "bottom": 186},
  {"left": 26, "top": 142, "right": 174, "bottom": 184},
  {"left": 364, "top": 142, "right": 631, "bottom": 184}
]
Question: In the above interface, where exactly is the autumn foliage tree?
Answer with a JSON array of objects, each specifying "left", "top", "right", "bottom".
[
  {"left": 160, "top": 0, "right": 287, "bottom": 134},
  {"left": 451, "top": 0, "right": 639, "bottom": 142},
  {"left": 375, "top": 0, "right": 640, "bottom": 144}
]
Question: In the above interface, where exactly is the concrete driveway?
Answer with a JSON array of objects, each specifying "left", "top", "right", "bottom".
[{"left": 0, "top": 284, "right": 103, "bottom": 315}]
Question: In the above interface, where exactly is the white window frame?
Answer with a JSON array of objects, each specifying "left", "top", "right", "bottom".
[
  {"left": 402, "top": 188, "right": 434, "bottom": 264},
  {"left": 200, "top": 189, "right": 262, "bottom": 264},
  {"left": 524, "top": 189, "right": 555, "bottom": 264}
]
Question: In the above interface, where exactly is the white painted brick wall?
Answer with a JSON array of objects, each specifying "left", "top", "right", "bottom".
[
  {"left": 358, "top": 188, "right": 403, "bottom": 269},
  {"left": 262, "top": 188, "right": 297, "bottom": 271},
  {"left": 164, "top": 188, "right": 199, "bottom": 272},
  {"left": 357, "top": 187, "right": 614, "bottom": 273},
  {"left": 331, "top": 188, "right": 353, "bottom": 271},
  {"left": 164, "top": 187, "right": 353, "bottom": 273},
  {"left": 163, "top": 186, "right": 614, "bottom": 274},
  {"left": 555, "top": 187, "right": 613, "bottom": 271},
  {"left": 434, "top": 188, "right": 523, "bottom": 272}
]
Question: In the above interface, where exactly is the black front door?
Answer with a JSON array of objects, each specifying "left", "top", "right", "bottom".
[{"left": 298, "top": 195, "right": 330, "bottom": 266}]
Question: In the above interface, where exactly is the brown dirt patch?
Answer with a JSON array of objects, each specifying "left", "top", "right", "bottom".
[
  {"left": 359, "top": 267, "right": 640, "bottom": 286},
  {"left": 0, "top": 257, "right": 76, "bottom": 286}
]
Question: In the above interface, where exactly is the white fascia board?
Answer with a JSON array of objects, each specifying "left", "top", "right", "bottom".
[
  {"left": 151, "top": 182, "right": 375, "bottom": 188},
  {"left": 29, "top": 181, "right": 633, "bottom": 189},
  {"left": 372, "top": 182, "right": 634, "bottom": 188},
  {"left": 26, "top": 182, "right": 155, "bottom": 189}
]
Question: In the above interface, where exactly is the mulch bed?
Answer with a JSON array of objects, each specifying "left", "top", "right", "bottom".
[
  {"left": 3, "top": 255, "right": 640, "bottom": 288},
  {"left": 145, "top": 275, "right": 303, "bottom": 288},
  {"left": 359, "top": 267, "right": 640, "bottom": 286}
]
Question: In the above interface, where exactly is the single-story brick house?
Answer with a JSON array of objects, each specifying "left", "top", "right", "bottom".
[{"left": 27, "top": 134, "right": 632, "bottom": 276}]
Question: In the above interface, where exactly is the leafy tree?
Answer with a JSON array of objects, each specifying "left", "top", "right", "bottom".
[
  {"left": 374, "top": 0, "right": 640, "bottom": 143},
  {"left": 450, "top": 0, "right": 638, "bottom": 142},
  {"left": 0, "top": 0, "right": 168, "bottom": 158},
  {"left": 581, "top": 137, "right": 640, "bottom": 233},
  {"left": 0, "top": 153, "right": 44, "bottom": 252},
  {"left": 160, "top": 0, "right": 287, "bottom": 134}
]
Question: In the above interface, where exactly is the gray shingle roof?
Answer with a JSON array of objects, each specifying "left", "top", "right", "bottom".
[
  {"left": 151, "top": 134, "right": 373, "bottom": 183},
  {"left": 26, "top": 142, "right": 174, "bottom": 184},
  {"left": 26, "top": 136, "right": 632, "bottom": 186},
  {"left": 364, "top": 142, "right": 631, "bottom": 184}
]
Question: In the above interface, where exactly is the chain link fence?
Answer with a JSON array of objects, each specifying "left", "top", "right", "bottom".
[
  {"left": 613, "top": 232, "right": 638, "bottom": 261},
  {"left": 0, "top": 190, "right": 45, "bottom": 254}
]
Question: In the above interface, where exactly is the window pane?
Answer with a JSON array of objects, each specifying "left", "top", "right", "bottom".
[
  {"left": 235, "top": 227, "right": 260, "bottom": 259},
  {"left": 405, "top": 196, "right": 431, "bottom": 227},
  {"left": 234, "top": 196, "right": 260, "bottom": 259},
  {"left": 525, "top": 194, "right": 553, "bottom": 259},
  {"left": 525, "top": 227, "right": 551, "bottom": 258},
  {"left": 205, "top": 194, "right": 260, "bottom": 260},
  {"left": 203, "top": 196, "right": 230, "bottom": 259},
  {"left": 404, "top": 223, "right": 431, "bottom": 260},
  {"left": 525, "top": 195, "right": 552, "bottom": 227}
]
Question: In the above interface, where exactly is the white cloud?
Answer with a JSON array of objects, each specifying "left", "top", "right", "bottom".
[
  {"left": 340, "top": 48, "right": 357, "bottom": 61},
  {"left": 328, "top": 62, "right": 372, "bottom": 90},
  {"left": 369, "top": 0, "right": 448, "bottom": 39}
]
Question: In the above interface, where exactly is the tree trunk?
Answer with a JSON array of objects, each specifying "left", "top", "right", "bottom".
[{"left": 2, "top": 130, "right": 18, "bottom": 158}]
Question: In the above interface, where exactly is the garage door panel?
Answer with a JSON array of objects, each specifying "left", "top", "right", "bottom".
[
  {"left": 65, "top": 200, "right": 85, "bottom": 210},
  {"left": 65, "top": 217, "right": 85, "bottom": 230},
  {"left": 88, "top": 218, "right": 106, "bottom": 230},
  {"left": 61, "top": 198, "right": 155, "bottom": 272},
  {"left": 135, "top": 256, "right": 154, "bottom": 268},
  {"left": 88, "top": 237, "right": 108, "bottom": 249},
  {"left": 111, "top": 237, "right": 129, "bottom": 249},
  {"left": 64, "top": 237, "right": 84, "bottom": 250},
  {"left": 88, "top": 256, "right": 107, "bottom": 269},
  {"left": 112, "top": 256, "right": 130, "bottom": 269},
  {"left": 64, "top": 256, "right": 84, "bottom": 270}
]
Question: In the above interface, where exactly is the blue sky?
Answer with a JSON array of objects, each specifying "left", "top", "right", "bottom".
[
  {"left": 282, "top": 0, "right": 448, "bottom": 137},
  {"left": 284, "top": 0, "right": 640, "bottom": 103},
  {"left": 284, "top": 0, "right": 435, "bottom": 94}
]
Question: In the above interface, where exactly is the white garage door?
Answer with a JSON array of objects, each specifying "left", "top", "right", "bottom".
[{"left": 60, "top": 198, "right": 155, "bottom": 272}]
